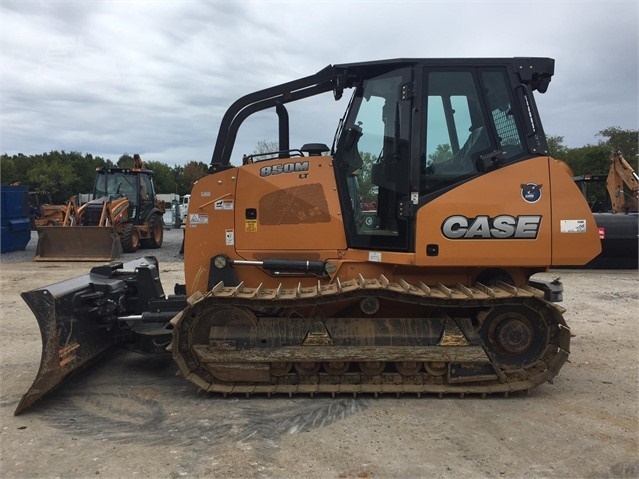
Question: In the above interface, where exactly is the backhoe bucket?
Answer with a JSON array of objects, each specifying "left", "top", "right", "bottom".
[
  {"left": 14, "top": 257, "right": 163, "bottom": 415},
  {"left": 34, "top": 226, "right": 122, "bottom": 261}
]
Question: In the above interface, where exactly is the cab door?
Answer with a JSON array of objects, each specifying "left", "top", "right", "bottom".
[
  {"left": 334, "top": 67, "right": 413, "bottom": 252},
  {"left": 415, "top": 66, "right": 552, "bottom": 266}
]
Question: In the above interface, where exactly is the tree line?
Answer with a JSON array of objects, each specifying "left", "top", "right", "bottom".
[
  {"left": 1, "top": 127, "right": 636, "bottom": 205},
  {"left": 546, "top": 127, "right": 637, "bottom": 176},
  {"left": 0, "top": 152, "right": 209, "bottom": 204}
]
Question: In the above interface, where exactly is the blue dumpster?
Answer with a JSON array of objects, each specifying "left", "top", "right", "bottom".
[{"left": 1, "top": 185, "right": 32, "bottom": 253}]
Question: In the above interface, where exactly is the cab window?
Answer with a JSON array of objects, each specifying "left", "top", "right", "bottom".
[
  {"left": 421, "top": 68, "right": 524, "bottom": 196},
  {"left": 335, "top": 68, "right": 411, "bottom": 250},
  {"left": 482, "top": 70, "right": 524, "bottom": 159},
  {"left": 422, "top": 71, "right": 490, "bottom": 195}
]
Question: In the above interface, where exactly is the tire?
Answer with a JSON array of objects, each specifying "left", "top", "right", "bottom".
[
  {"left": 141, "top": 214, "right": 163, "bottom": 249},
  {"left": 121, "top": 224, "right": 140, "bottom": 253}
]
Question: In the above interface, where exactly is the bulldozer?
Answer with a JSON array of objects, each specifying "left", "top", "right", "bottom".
[
  {"left": 34, "top": 166, "right": 165, "bottom": 261},
  {"left": 16, "top": 57, "right": 602, "bottom": 415}
]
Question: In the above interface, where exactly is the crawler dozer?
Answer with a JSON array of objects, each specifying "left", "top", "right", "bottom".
[
  {"left": 34, "top": 167, "right": 165, "bottom": 261},
  {"left": 16, "top": 58, "right": 602, "bottom": 415}
]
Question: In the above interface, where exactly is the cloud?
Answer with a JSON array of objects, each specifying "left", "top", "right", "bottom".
[{"left": 1, "top": 0, "right": 636, "bottom": 167}]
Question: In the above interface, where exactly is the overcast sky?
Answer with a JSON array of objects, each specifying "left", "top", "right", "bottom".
[{"left": 1, "top": 0, "right": 637, "bottom": 168}]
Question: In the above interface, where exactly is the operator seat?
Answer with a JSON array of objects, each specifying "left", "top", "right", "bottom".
[{"left": 454, "top": 126, "right": 489, "bottom": 173}]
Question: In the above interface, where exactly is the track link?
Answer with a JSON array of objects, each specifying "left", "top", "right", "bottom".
[{"left": 170, "top": 276, "right": 570, "bottom": 397}]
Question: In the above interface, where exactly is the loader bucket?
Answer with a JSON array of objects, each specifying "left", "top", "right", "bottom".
[
  {"left": 34, "top": 226, "right": 123, "bottom": 261},
  {"left": 14, "top": 257, "right": 161, "bottom": 415}
]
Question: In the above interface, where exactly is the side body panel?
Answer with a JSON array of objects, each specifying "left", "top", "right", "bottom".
[
  {"left": 548, "top": 159, "right": 603, "bottom": 265},
  {"left": 184, "top": 168, "right": 240, "bottom": 295},
  {"left": 184, "top": 158, "right": 348, "bottom": 296},
  {"left": 414, "top": 156, "right": 600, "bottom": 267},
  {"left": 416, "top": 156, "right": 552, "bottom": 266},
  {"left": 234, "top": 156, "right": 347, "bottom": 254}
]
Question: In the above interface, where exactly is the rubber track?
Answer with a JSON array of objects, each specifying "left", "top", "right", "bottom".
[{"left": 171, "top": 276, "right": 571, "bottom": 397}]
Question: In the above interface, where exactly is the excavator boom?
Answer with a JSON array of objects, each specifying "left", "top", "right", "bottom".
[
  {"left": 575, "top": 150, "right": 638, "bottom": 268},
  {"left": 606, "top": 151, "right": 639, "bottom": 213}
]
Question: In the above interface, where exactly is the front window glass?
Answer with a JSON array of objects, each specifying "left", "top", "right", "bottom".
[
  {"left": 335, "top": 68, "right": 411, "bottom": 249},
  {"left": 95, "top": 172, "right": 139, "bottom": 205}
]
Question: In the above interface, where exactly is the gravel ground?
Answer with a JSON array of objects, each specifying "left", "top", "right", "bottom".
[{"left": 0, "top": 229, "right": 637, "bottom": 479}]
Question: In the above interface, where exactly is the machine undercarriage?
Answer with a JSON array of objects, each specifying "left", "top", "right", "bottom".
[{"left": 171, "top": 276, "right": 570, "bottom": 397}]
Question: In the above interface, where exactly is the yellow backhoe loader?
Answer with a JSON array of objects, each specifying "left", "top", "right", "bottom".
[{"left": 34, "top": 167, "right": 165, "bottom": 261}]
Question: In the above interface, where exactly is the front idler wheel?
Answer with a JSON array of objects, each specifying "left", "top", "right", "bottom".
[{"left": 479, "top": 305, "right": 548, "bottom": 366}]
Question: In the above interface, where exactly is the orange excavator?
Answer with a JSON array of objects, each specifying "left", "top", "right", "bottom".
[
  {"left": 16, "top": 57, "right": 601, "bottom": 414},
  {"left": 606, "top": 151, "right": 638, "bottom": 213},
  {"left": 574, "top": 151, "right": 638, "bottom": 268}
]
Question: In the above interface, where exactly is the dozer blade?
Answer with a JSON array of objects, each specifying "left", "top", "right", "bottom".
[
  {"left": 14, "top": 260, "right": 155, "bottom": 415},
  {"left": 34, "top": 226, "right": 123, "bottom": 262}
]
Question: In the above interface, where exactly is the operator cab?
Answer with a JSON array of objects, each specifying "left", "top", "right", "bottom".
[
  {"left": 92, "top": 167, "right": 156, "bottom": 223},
  {"left": 332, "top": 59, "right": 552, "bottom": 252},
  {"left": 208, "top": 58, "right": 553, "bottom": 254}
]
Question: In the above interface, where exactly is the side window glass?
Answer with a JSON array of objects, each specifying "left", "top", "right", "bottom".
[
  {"left": 352, "top": 96, "right": 386, "bottom": 232},
  {"left": 119, "top": 174, "right": 137, "bottom": 201},
  {"left": 422, "top": 71, "right": 490, "bottom": 194},
  {"left": 425, "top": 96, "right": 450, "bottom": 167},
  {"left": 482, "top": 71, "right": 523, "bottom": 159},
  {"left": 141, "top": 175, "right": 152, "bottom": 201},
  {"left": 356, "top": 96, "right": 386, "bottom": 161},
  {"left": 95, "top": 175, "right": 107, "bottom": 197},
  {"left": 451, "top": 96, "right": 472, "bottom": 143}
]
